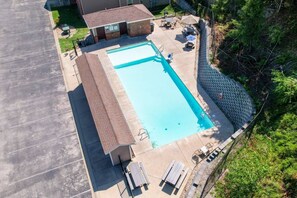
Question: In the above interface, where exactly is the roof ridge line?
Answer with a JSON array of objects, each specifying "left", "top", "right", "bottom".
[{"left": 85, "top": 54, "right": 124, "bottom": 147}]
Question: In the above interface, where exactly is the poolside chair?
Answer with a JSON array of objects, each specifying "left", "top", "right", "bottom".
[
  {"left": 194, "top": 144, "right": 211, "bottom": 158},
  {"left": 165, "top": 22, "right": 172, "bottom": 28},
  {"left": 170, "top": 20, "right": 177, "bottom": 29},
  {"left": 160, "top": 19, "right": 166, "bottom": 27},
  {"left": 186, "top": 42, "right": 195, "bottom": 49},
  {"left": 206, "top": 142, "right": 214, "bottom": 149},
  {"left": 166, "top": 53, "right": 173, "bottom": 62},
  {"left": 194, "top": 149, "right": 203, "bottom": 156}
]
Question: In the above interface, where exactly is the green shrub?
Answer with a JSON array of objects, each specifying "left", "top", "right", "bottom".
[{"left": 268, "top": 25, "right": 284, "bottom": 45}]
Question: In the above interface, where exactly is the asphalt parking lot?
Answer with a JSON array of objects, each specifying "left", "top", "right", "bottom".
[{"left": 0, "top": 0, "right": 91, "bottom": 197}]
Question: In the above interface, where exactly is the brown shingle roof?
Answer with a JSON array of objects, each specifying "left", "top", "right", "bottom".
[
  {"left": 76, "top": 53, "right": 135, "bottom": 154},
  {"left": 83, "top": 4, "right": 154, "bottom": 28}
]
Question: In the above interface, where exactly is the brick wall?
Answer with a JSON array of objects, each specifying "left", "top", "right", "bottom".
[
  {"left": 198, "top": 20, "right": 255, "bottom": 130},
  {"left": 127, "top": 20, "right": 151, "bottom": 37},
  {"left": 105, "top": 31, "right": 120, "bottom": 40}
]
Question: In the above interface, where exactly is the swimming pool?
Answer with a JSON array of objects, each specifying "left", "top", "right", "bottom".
[{"left": 108, "top": 42, "right": 214, "bottom": 148}]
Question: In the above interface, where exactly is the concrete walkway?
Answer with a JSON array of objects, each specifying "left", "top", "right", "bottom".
[{"left": 60, "top": 20, "right": 233, "bottom": 197}]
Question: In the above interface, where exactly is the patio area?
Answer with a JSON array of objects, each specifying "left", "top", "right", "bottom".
[{"left": 59, "top": 19, "right": 234, "bottom": 198}]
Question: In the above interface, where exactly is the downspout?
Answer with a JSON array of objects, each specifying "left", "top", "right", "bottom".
[
  {"left": 109, "top": 153, "right": 115, "bottom": 166},
  {"left": 80, "top": 0, "right": 86, "bottom": 15},
  {"left": 119, "top": 0, "right": 121, "bottom": 7}
]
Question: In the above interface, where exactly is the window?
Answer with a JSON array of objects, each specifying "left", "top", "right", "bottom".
[
  {"left": 104, "top": 24, "right": 119, "bottom": 33},
  {"left": 127, "top": 0, "right": 133, "bottom": 5}
]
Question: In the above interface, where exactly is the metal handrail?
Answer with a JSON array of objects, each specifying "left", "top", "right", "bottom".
[{"left": 138, "top": 128, "right": 150, "bottom": 139}]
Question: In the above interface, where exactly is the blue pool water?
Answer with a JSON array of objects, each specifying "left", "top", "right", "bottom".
[{"left": 108, "top": 42, "right": 214, "bottom": 148}]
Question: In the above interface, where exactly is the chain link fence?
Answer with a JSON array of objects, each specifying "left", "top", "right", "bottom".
[{"left": 199, "top": 93, "right": 268, "bottom": 197}]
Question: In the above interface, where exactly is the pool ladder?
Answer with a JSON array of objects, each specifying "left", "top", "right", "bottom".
[{"left": 138, "top": 128, "right": 150, "bottom": 140}]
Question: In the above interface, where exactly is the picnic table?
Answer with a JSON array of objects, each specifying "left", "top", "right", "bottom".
[
  {"left": 166, "top": 162, "right": 184, "bottom": 185},
  {"left": 165, "top": 17, "right": 174, "bottom": 23},
  {"left": 129, "top": 162, "right": 146, "bottom": 187},
  {"left": 162, "top": 160, "right": 189, "bottom": 189},
  {"left": 162, "top": 17, "right": 176, "bottom": 28},
  {"left": 126, "top": 162, "right": 149, "bottom": 190}
]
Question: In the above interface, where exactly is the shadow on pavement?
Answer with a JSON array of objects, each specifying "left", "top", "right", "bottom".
[{"left": 68, "top": 84, "right": 124, "bottom": 191}]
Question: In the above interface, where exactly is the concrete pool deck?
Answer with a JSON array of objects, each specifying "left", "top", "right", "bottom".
[{"left": 59, "top": 20, "right": 233, "bottom": 197}]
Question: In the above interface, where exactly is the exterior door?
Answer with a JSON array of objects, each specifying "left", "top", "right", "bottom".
[
  {"left": 96, "top": 27, "right": 106, "bottom": 40},
  {"left": 119, "top": 22, "right": 127, "bottom": 35}
]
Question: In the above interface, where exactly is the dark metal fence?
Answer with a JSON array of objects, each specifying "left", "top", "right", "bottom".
[
  {"left": 200, "top": 124, "right": 253, "bottom": 197},
  {"left": 199, "top": 94, "right": 269, "bottom": 197}
]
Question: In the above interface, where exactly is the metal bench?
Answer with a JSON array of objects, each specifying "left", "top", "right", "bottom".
[
  {"left": 162, "top": 160, "right": 175, "bottom": 181},
  {"left": 125, "top": 172, "right": 134, "bottom": 191},
  {"left": 139, "top": 162, "right": 150, "bottom": 185},
  {"left": 129, "top": 162, "right": 145, "bottom": 187},
  {"left": 176, "top": 168, "right": 189, "bottom": 189},
  {"left": 127, "top": 162, "right": 149, "bottom": 190}
]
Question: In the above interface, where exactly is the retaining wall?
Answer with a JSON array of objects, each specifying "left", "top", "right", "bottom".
[
  {"left": 174, "top": 0, "right": 196, "bottom": 15},
  {"left": 198, "top": 20, "right": 255, "bottom": 130},
  {"left": 185, "top": 20, "right": 256, "bottom": 198}
]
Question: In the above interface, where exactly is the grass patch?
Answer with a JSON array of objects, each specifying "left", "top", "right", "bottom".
[
  {"left": 150, "top": 3, "right": 184, "bottom": 18},
  {"left": 51, "top": 5, "right": 89, "bottom": 52},
  {"left": 215, "top": 135, "right": 285, "bottom": 198}
]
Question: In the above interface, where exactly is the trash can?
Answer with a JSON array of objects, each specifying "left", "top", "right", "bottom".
[{"left": 150, "top": 22, "right": 154, "bottom": 32}]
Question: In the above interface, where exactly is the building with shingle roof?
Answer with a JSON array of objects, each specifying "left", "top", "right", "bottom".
[
  {"left": 76, "top": 53, "right": 135, "bottom": 165},
  {"left": 82, "top": 4, "right": 154, "bottom": 42}
]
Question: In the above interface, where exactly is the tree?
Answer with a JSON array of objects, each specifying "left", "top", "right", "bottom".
[
  {"left": 268, "top": 25, "right": 284, "bottom": 45},
  {"left": 229, "top": 0, "right": 265, "bottom": 48},
  {"left": 272, "top": 70, "right": 297, "bottom": 104},
  {"left": 212, "top": 0, "right": 245, "bottom": 22}
]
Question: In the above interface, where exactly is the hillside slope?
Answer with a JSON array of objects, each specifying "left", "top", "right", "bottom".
[{"left": 192, "top": 0, "right": 297, "bottom": 197}]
